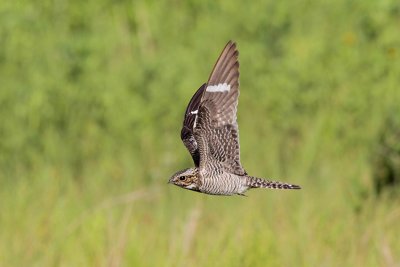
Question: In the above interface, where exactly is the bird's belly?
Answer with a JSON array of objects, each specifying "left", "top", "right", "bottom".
[{"left": 199, "top": 174, "right": 247, "bottom": 196}]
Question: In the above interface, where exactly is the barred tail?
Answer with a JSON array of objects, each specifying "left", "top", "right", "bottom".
[{"left": 247, "top": 176, "right": 301, "bottom": 190}]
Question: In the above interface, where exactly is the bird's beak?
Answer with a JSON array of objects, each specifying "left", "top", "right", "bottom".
[{"left": 167, "top": 178, "right": 173, "bottom": 184}]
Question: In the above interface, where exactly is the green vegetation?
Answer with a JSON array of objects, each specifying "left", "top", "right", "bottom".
[{"left": 1, "top": 0, "right": 400, "bottom": 266}]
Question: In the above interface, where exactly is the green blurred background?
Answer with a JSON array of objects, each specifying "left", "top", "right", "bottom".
[{"left": 1, "top": 0, "right": 400, "bottom": 266}]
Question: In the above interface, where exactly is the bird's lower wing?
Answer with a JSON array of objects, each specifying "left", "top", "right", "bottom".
[{"left": 194, "top": 100, "right": 246, "bottom": 176}]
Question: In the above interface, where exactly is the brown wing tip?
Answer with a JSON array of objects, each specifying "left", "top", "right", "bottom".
[
  {"left": 207, "top": 41, "right": 240, "bottom": 86},
  {"left": 226, "top": 40, "right": 239, "bottom": 58},
  {"left": 226, "top": 40, "right": 236, "bottom": 48}
]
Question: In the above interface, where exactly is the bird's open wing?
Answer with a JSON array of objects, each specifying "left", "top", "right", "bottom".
[
  {"left": 181, "top": 83, "right": 206, "bottom": 166},
  {"left": 194, "top": 41, "right": 246, "bottom": 176}
]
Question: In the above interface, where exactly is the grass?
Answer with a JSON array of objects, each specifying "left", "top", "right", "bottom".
[{"left": 1, "top": 0, "right": 400, "bottom": 266}]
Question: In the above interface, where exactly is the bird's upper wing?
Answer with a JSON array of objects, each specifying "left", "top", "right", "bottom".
[
  {"left": 181, "top": 83, "right": 206, "bottom": 166},
  {"left": 194, "top": 41, "right": 246, "bottom": 176}
]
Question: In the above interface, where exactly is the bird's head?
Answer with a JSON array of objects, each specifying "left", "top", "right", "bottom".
[{"left": 168, "top": 168, "right": 201, "bottom": 192}]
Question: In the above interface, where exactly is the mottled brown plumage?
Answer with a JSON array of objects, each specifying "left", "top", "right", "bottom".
[{"left": 169, "top": 41, "right": 301, "bottom": 196}]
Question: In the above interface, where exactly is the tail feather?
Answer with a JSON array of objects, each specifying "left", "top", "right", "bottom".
[{"left": 247, "top": 176, "right": 301, "bottom": 190}]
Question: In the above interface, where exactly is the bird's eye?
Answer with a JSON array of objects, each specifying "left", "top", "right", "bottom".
[{"left": 179, "top": 176, "right": 186, "bottom": 181}]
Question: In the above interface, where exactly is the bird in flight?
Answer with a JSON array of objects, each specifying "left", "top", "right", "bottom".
[{"left": 169, "top": 41, "right": 301, "bottom": 196}]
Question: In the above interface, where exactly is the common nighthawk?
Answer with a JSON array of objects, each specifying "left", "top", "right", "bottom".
[{"left": 169, "top": 41, "right": 301, "bottom": 196}]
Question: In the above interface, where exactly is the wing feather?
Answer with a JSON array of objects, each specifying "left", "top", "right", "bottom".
[
  {"left": 181, "top": 83, "right": 206, "bottom": 166},
  {"left": 195, "top": 41, "right": 246, "bottom": 176}
]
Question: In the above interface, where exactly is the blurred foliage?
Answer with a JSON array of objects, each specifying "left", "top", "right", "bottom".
[
  {"left": 0, "top": 0, "right": 400, "bottom": 266},
  {"left": 372, "top": 110, "right": 400, "bottom": 195}
]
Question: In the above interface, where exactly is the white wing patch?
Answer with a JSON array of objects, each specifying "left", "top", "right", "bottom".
[
  {"left": 190, "top": 110, "right": 198, "bottom": 115},
  {"left": 193, "top": 115, "right": 198, "bottom": 129},
  {"left": 206, "top": 83, "right": 231, "bottom": 92}
]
